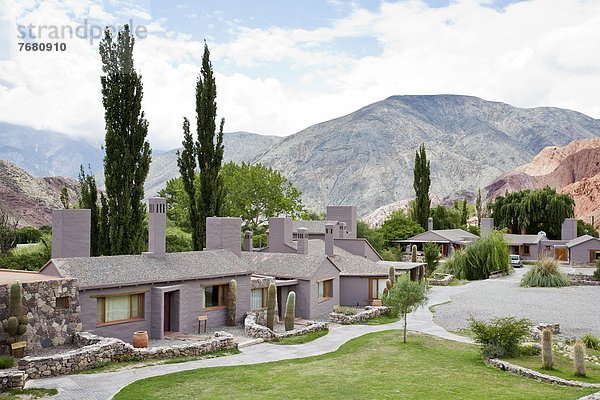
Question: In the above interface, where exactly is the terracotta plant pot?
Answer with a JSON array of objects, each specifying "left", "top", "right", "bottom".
[
  {"left": 372, "top": 299, "right": 382, "bottom": 307},
  {"left": 132, "top": 331, "right": 149, "bottom": 348}
]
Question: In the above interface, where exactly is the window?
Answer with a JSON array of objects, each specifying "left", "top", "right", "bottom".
[
  {"left": 251, "top": 288, "right": 267, "bottom": 310},
  {"left": 96, "top": 293, "right": 144, "bottom": 324},
  {"left": 317, "top": 279, "right": 333, "bottom": 300},
  {"left": 369, "top": 278, "right": 388, "bottom": 300},
  {"left": 522, "top": 245, "right": 530, "bottom": 256},
  {"left": 203, "top": 284, "right": 228, "bottom": 309},
  {"left": 55, "top": 296, "right": 69, "bottom": 310}
]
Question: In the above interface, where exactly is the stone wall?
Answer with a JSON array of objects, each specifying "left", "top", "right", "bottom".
[
  {"left": 568, "top": 274, "right": 600, "bottom": 286},
  {"left": 0, "top": 278, "right": 81, "bottom": 355},
  {"left": 19, "top": 331, "right": 236, "bottom": 379},
  {"left": 529, "top": 323, "right": 560, "bottom": 341},
  {"left": 329, "top": 306, "right": 389, "bottom": 325},
  {"left": 244, "top": 312, "right": 328, "bottom": 340},
  {"left": 428, "top": 274, "right": 454, "bottom": 286},
  {"left": 0, "top": 370, "right": 26, "bottom": 389}
]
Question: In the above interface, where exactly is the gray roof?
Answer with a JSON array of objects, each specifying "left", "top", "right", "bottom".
[
  {"left": 397, "top": 229, "right": 478, "bottom": 244},
  {"left": 503, "top": 234, "right": 544, "bottom": 246},
  {"left": 376, "top": 261, "right": 425, "bottom": 271},
  {"left": 242, "top": 252, "right": 335, "bottom": 280},
  {"left": 306, "top": 240, "right": 389, "bottom": 277},
  {"left": 291, "top": 220, "right": 335, "bottom": 234},
  {"left": 42, "top": 250, "right": 253, "bottom": 289},
  {"left": 567, "top": 234, "right": 600, "bottom": 248}
]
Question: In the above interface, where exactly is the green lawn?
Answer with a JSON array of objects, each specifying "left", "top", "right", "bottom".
[
  {"left": 0, "top": 388, "right": 57, "bottom": 399},
  {"left": 114, "top": 331, "right": 597, "bottom": 400},
  {"left": 362, "top": 314, "right": 400, "bottom": 325},
  {"left": 505, "top": 350, "right": 600, "bottom": 383},
  {"left": 272, "top": 330, "right": 329, "bottom": 345}
]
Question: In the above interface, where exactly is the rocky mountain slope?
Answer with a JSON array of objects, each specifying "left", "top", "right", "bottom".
[
  {"left": 0, "top": 160, "right": 79, "bottom": 227},
  {"left": 0, "top": 122, "right": 104, "bottom": 178},
  {"left": 485, "top": 138, "right": 600, "bottom": 227},
  {"left": 254, "top": 95, "right": 600, "bottom": 215}
]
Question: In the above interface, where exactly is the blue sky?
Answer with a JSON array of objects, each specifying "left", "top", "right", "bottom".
[{"left": 1, "top": 0, "right": 599, "bottom": 150}]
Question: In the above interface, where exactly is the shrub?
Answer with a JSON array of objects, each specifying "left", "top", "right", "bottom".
[
  {"left": 594, "top": 259, "right": 600, "bottom": 281},
  {"left": 332, "top": 306, "right": 358, "bottom": 316},
  {"left": 440, "top": 230, "right": 510, "bottom": 280},
  {"left": 520, "top": 258, "right": 570, "bottom": 287},
  {"left": 469, "top": 317, "right": 532, "bottom": 358},
  {"left": 0, "top": 356, "right": 14, "bottom": 369},
  {"left": 519, "top": 343, "right": 541, "bottom": 356},
  {"left": 165, "top": 227, "right": 193, "bottom": 253},
  {"left": 573, "top": 340, "right": 586, "bottom": 377},
  {"left": 423, "top": 241, "right": 439, "bottom": 276},
  {"left": 582, "top": 333, "right": 600, "bottom": 350},
  {"left": 541, "top": 328, "right": 554, "bottom": 370}
]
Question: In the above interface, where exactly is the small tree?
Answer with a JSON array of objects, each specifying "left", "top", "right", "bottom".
[
  {"left": 423, "top": 241, "right": 439, "bottom": 276},
  {"left": 60, "top": 187, "right": 70, "bottom": 209},
  {"left": 0, "top": 208, "right": 18, "bottom": 255},
  {"left": 382, "top": 275, "right": 427, "bottom": 343}
]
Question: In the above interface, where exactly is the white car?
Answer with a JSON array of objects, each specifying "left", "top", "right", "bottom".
[{"left": 510, "top": 255, "right": 523, "bottom": 268}]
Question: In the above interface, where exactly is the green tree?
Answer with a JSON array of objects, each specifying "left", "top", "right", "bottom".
[
  {"left": 380, "top": 210, "right": 424, "bottom": 246},
  {"left": 577, "top": 219, "right": 599, "bottom": 238},
  {"left": 382, "top": 275, "right": 427, "bottom": 343},
  {"left": 413, "top": 144, "right": 431, "bottom": 230},
  {"left": 491, "top": 186, "right": 574, "bottom": 239},
  {"left": 221, "top": 162, "right": 304, "bottom": 230},
  {"left": 460, "top": 199, "right": 468, "bottom": 227},
  {"left": 476, "top": 188, "right": 482, "bottom": 226},
  {"left": 357, "top": 221, "right": 385, "bottom": 254},
  {"left": 423, "top": 241, "right": 439, "bottom": 275},
  {"left": 158, "top": 176, "right": 192, "bottom": 232},
  {"left": 60, "top": 187, "right": 70, "bottom": 209},
  {"left": 0, "top": 208, "right": 17, "bottom": 255},
  {"left": 99, "top": 24, "right": 151, "bottom": 255},
  {"left": 78, "top": 165, "right": 101, "bottom": 256},
  {"left": 177, "top": 42, "right": 225, "bottom": 250},
  {"left": 429, "top": 205, "right": 461, "bottom": 230}
]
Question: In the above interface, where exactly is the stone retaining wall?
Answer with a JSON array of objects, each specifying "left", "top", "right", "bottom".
[
  {"left": 19, "top": 331, "right": 236, "bottom": 379},
  {"left": 244, "top": 313, "right": 328, "bottom": 340},
  {"left": 428, "top": 274, "right": 454, "bottom": 286},
  {"left": 568, "top": 274, "right": 600, "bottom": 286},
  {"left": 0, "top": 370, "right": 25, "bottom": 389},
  {"left": 486, "top": 358, "right": 600, "bottom": 389},
  {"left": 329, "top": 306, "right": 389, "bottom": 325}
]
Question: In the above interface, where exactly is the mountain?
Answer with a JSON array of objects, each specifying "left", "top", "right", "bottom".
[
  {"left": 0, "top": 160, "right": 79, "bottom": 227},
  {"left": 0, "top": 122, "right": 104, "bottom": 178},
  {"left": 142, "top": 131, "right": 282, "bottom": 197},
  {"left": 485, "top": 138, "right": 600, "bottom": 227},
  {"left": 253, "top": 95, "right": 600, "bottom": 215}
]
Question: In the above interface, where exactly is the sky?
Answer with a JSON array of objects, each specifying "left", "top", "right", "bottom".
[{"left": 1, "top": 0, "right": 600, "bottom": 151}]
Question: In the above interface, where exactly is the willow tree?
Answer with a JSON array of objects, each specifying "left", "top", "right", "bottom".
[
  {"left": 413, "top": 144, "right": 431, "bottom": 230},
  {"left": 99, "top": 25, "right": 151, "bottom": 255}
]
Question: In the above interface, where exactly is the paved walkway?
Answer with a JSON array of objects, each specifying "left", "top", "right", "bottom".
[{"left": 27, "top": 287, "right": 473, "bottom": 400}]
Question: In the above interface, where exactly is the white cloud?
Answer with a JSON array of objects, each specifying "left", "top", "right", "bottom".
[{"left": 1, "top": 0, "right": 600, "bottom": 151}]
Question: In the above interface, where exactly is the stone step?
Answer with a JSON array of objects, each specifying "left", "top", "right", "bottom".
[{"left": 237, "top": 338, "right": 264, "bottom": 348}]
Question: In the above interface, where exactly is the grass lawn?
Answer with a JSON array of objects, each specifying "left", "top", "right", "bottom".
[
  {"left": 505, "top": 350, "right": 600, "bottom": 384},
  {"left": 114, "top": 331, "right": 597, "bottom": 400},
  {"left": 362, "top": 314, "right": 400, "bottom": 325},
  {"left": 79, "top": 349, "right": 240, "bottom": 374},
  {"left": 0, "top": 388, "right": 57, "bottom": 399},
  {"left": 449, "top": 328, "right": 477, "bottom": 339},
  {"left": 272, "top": 330, "right": 329, "bottom": 345}
]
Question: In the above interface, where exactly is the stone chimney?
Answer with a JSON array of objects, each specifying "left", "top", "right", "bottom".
[
  {"left": 480, "top": 217, "right": 494, "bottom": 237},
  {"left": 337, "top": 222, "right": 347, "bottom": 239},
  {"left": 52, "top": 209, "right": 91, "bottom": 258},
  {"left": 561, "top": 218, "right": 577, "bottom": 241},
  {"left": 244, "top": 231, "right": 253, "bottom": 252},
  {"left": 297, "top": 227, "right": 308, "bottom": 255},
  {"left": 427, "top": 217, "right": 433, "bottom": 231},
  {"left": 267, "top": 217, "right": 293, "bottom": 253},
  {"left": 144, "top": 197, "right": 167, "bottom": 258},
  {"left": 326, "top": 206, "right": 357, "bottom": 238},
  {"left": 205, "top": 217, "right": 242, "bottom": 257},
  {"left": 325, "top": 223, "right": 334, "bottom": 257}
]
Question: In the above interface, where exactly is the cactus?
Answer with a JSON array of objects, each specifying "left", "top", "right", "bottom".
[
  {"left": 284, "top": 292, "right": 296, "bottom": 331},
  {"left": 3, "top": 282, "right": 27, "bottom": 347},
  {"left": 388, "top": 266, "right": 395, "bottom": 283},
  {"left": 266, "top": 282, "right": 276, "bottom": 331},
  {"left": 382, "top": 287, "right": 389, "bottom": 297},
  {"left": 573, "top": 340, "right": 586, "bottom": 377},
  {"left": 411, "top": 245, "right": 417, "bottom": 262},
  {"left": 541, "top": 328, "right": 554, "bottom": 370},
  {"left": 385, "top": 279, "right": 393, "bottom": 291},
  {"left": 226, "top": 279, "right": 237, "bottom": 327}
]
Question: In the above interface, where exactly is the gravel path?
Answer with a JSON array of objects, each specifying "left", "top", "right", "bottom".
[{"left": 433, "top": 267, "right": 600, "bottom": 338}]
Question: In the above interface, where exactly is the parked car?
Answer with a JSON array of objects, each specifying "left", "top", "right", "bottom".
[{"left": 510, "top": 255, "right": 523, "bottom": 268}]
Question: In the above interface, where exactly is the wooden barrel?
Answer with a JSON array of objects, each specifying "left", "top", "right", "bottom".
[{"left": 133, "top": 331, "right": 149, "bottom": 348}]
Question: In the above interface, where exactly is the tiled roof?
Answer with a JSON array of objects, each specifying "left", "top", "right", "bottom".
[
  {"left": 291, "top": 220, "right": 336, "bottom": 234},
  {"left": 398, "top": 229, "right": 478, "bottom": 244},
  {"left": 306, "top": 240, "right": 389, "bottom": 276},
  {"left": 43, "top": 250, "right": 253, "bottom": 289},
  {"left": 242, "top": 252, "right": 332, "bottom": 280},
  {"left": 567, "top": 234, "right": 600, "bottom": 248},
  {"left": 503, "top": 234, "right": 544, "bottom": 246}
]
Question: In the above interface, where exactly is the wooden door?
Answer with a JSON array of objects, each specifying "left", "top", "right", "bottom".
[
  {"left": 164, "top": 292, "right": 171, "bottom": 332},
  {"left": 555, "top": 248, "right": 567, "bottom": 261}
]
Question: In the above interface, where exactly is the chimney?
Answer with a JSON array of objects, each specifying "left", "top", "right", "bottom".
[
  {"left": 480, "top": 217, "right": 494, "bottom": 237},
  {"left": 325, "top": 223, "right": 334, "bottom": 257},
  {"left": 144, "top": 197, "right": 166, "bottom": 258},
  {"left": 52, "top": 209, "right": 91, "bottom": 258},
  {"left": 427, "top": 217, "right": 433, "bottom": 231},
  {"left": 326, "top": 206, "right": 357, "bottom": 238},
  {"left": 337, "top": 222, "right": 347, "bottom": 239},
  {"left": 561, "top": 218, "right": 577, "bottom": 241},
  {"left": 297, "top": 227, "right": 308, "bottom": 255},
  {"left": 267, "top": 217, "right": 293, "bottom": 253},
  {"left": 205, "top": 217, "right": 242, "bottom": 257},
  {"left": 244, "top": 231, "right": 253, "bottom": 252}
]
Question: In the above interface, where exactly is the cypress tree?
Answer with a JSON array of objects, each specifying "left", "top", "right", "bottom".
[
  {"left": 177, "top": 118, "right": 200, "bottom": 250},
  {"left": 460, "top": 199, "right": 468, "bottom": 227},
  {"left": 99, "top": 25, "right": 151, "bottom": 255},
  {"left": 476, "top": 188, "right": 482, "bottom": 226},
  {"left": 78, "top": 165, "right": 100, "bottom": 256},
  {"left": 413, "top": 144, "right": 431, "bottom": 230}
]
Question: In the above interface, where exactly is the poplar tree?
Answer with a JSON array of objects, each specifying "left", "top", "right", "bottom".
[
  {"left": 476, "top": 188, "right": 482, "bottom": 226},
  {"left": 99, "top": 25, "right": 151, "bottom": 255},
  {"left": 78, "top": 165, "right": 100, "bottom": 256},
  {"left": 413, "top": 144, "right": 431, "bottom": 230},
  {"left": 177, "top": 118, "right": 200, "bottom": 249},
  {"left": 177, "top": 41, "right": 225, "bottom": 249}
]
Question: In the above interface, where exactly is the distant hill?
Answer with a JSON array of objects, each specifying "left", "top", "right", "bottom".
[
  {"left": 0, "top": 122, "right": 103, "bottom": 178},
  {"left": 485, "top": 138, "right": 600, "bottom": 228},
  {"left": 0, "top": 160, "right": 79, "bottom": 227}
]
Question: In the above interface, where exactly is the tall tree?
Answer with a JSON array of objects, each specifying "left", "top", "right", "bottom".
[
  {"left": 78, "top": 165, "right": 101, "bottom": 256},
  {"left": 60, "top": 187, "right": 70, "bottom": 209},
  {"left": 99, "top": 24, "right": 151, "bottom": 255},
  {"left": 177, "top": 118, "right": 200, "bottom": 249},
  {"left": 476, "top": 188, "right": 482, "bottom": 226},
  {"left": 413, "top": 144, "right": 431, "bottom": 230},
  {"left": 460, "top": 199, "right": 468, "bottom": 227}
]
